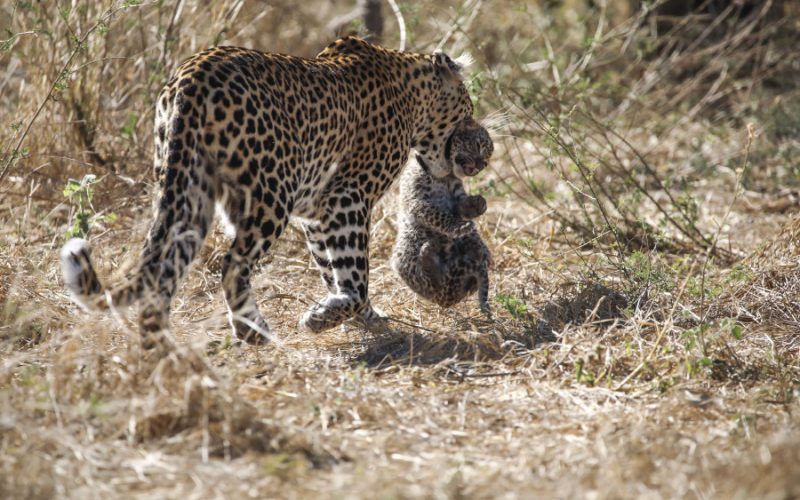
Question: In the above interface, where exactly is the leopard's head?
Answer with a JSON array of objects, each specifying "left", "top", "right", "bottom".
[{"left": 413, "top": 52, "right": 475, "bottom": 179}]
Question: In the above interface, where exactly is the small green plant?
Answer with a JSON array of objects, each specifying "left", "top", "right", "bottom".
[
  {"left": 120, "top": 112, "right": 139, "bottom": 141},
  {"left": 466, "top": 71, "right": 486, "bottom": 107},
  {"left": 478, "top": 178, "right": 510, "bottom": 197},
  {"left": 1, "top": 34, "right": 16, "bottom": 52},
  {"left": 623, "top": 250, "right": 675, "bottom": 296},
  {"left": 725, "top": 265, "right": 752, "bottom": 285},
  {"left": 347, "top": 17, "right": 365, "bottom": 34},
  {"left": 721, "top": 318, "right": 744, "bottom": 340},
  {"left": 9, "top": 147, "right": 29, "bottom": 162},
  {"left": 51, "top": 69, "right": 72, "bottom": 99},
  {"left": 681, "top": 323, "right": 710, "bottom": 351},
  {"left": 575, "top": 358, "right": 595, "bottom": 386},
  {"left": 63, "top": 174, "right": 116, "bottom": 239},
  {"left": 63, "top": 174, "right": 97, "bottom": 238},
  {"left": 496, "top": 294, "right": 529, "bottom": 320}
]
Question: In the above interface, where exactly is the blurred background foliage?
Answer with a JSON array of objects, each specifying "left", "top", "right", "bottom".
[{"left": 2, "top": 1, "right": 797, "bottom": 252}]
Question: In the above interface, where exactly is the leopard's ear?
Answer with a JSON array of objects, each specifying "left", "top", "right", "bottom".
[{"left": 433, "top": 51, "right": 465, "bottom": 80}]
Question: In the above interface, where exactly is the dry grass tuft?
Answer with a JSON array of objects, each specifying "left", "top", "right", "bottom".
[
  {"left": 715, "top": 214, "right": 800, "bottom": 337},
  {"left": 540, "top": 281, "right": 628, "bottom": 331}
]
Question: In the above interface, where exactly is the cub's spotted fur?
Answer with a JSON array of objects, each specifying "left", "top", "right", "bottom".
[
  {"left": 391, "top": 118, "right": 493, "bottom": 312},
  {"left": 60, "top": 37, "right": 478, "bottom": 345}
]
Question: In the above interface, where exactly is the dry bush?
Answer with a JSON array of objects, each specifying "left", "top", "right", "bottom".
[{"left": 473, "top": 0, "right": 798, "bottom": 256}]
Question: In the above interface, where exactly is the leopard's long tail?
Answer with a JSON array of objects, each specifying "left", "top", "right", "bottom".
[
  {"left": 60, "top": 81, "right": 216, "bottom": 335},
  {"left": 60, "top": 238, "right": 143, "bottom": 312}
]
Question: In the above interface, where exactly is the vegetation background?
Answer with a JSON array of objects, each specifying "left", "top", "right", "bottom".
[{"left": 1, "top": 0, "right": 799, "bottom": 497}]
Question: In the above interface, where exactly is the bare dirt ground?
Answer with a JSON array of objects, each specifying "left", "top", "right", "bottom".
[{"left": 2, "top": 1, "right": 799, "bottom": 498}]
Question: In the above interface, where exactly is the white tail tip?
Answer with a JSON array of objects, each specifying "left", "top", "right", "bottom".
[{"left": 60, "top": 238, "right": 91, "bottom": 290}]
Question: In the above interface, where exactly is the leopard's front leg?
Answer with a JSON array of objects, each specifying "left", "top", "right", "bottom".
[
  {"left": 302, "top": 220, "right": 383, "bottom": 329},
  {"left": 300, "top": 191, "right": 374, "bottom": 333}
]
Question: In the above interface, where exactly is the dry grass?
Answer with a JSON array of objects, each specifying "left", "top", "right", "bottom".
[{"left": 2, "top": 1, "right": 799, "bottom": 498}]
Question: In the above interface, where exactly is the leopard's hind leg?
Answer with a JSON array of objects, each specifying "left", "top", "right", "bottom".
[
  {"left": 216, "top": 177, "right": 293, "bottom": 345},
  {"left": 136, "top": 95, "right": 215, "bottom": 343}
]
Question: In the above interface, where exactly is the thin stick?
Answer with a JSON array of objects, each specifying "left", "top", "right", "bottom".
[
  {"left": 158, "top": 0, "right": 184, "bottom": 72},
  {"left": 385, "top": 0, "right": 406, "bottom": 51},
  {"left": 697, "top": 123, "right": 756, "bottom": 352}
]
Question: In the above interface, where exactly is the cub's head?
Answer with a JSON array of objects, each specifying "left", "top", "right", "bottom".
[
  {"left": 445, "top": 117, "right": 493, "bottom": 179},
  {"left": 413, "top": 52, "right": 475, "bottom": 179}
]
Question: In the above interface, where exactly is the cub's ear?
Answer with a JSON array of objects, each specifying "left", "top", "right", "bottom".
[{"left": 433, "top": 51, "right": 465, "bottom": 80}]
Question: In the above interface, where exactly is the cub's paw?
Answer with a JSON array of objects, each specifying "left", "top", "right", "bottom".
[{"left": 458, "top": 195, "right": 487, "bottom": 219}]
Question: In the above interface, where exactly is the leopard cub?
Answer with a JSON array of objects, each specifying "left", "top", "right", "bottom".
[{"left": 391, "top": 118, "right": 493, "bottom": 313}]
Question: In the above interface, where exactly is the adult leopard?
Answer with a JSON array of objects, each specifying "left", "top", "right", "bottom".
[{"left": 60, "top": 36, "right": 476, "bottom": 346}]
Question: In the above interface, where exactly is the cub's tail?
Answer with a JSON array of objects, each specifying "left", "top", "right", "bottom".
[{"left": 60, "top": 238, "right": 141, "bottom": 312}]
